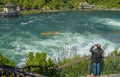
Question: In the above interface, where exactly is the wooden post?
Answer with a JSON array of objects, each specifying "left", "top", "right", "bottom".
[{"left": 88, "top": 59, "right": 91, "bottom": 74}]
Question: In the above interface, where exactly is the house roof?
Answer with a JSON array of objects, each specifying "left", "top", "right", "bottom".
[
  {"left": 83, "top": 2, "right": 90, "bottom": 6},
  {"left": 4, "top": 2, "right": 16, "bottom": 7}
]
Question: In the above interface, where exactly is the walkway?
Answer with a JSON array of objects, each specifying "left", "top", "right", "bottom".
[{"left": 87, "top": 74, "right": 120, "bottom": 77}]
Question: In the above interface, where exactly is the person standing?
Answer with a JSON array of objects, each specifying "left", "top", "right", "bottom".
[{"left": 90, "top": 44, "right": 104, "bottom": 77}]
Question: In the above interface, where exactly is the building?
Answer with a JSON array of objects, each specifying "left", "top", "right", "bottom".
[
  {"left": 16, "top": 6, "right": 23, "bottom": 11},
  {"left": 79, "top": 1, "right": 95, "bottom": 9},
  {"left": 3, "top": 2, "right": 18, "bottom": 16},
  {"left": 83, "top": 2, "right": 93, "bottom": 9}
]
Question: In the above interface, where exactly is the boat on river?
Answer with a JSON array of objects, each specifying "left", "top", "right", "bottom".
[{"left": 41, "top": 31, "right": 59, "bottom": 36}]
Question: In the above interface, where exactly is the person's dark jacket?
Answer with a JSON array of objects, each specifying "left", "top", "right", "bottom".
[{"left": 90, "top": 46, "right": 104, "bottom": 63}]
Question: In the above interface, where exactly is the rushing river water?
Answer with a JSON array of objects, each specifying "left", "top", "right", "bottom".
[{"left": 0, "top": 10, "right": 120, "bottom": 67}]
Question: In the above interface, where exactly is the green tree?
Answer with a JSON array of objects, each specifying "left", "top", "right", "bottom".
[
  {"left": 23, "top": 0, "right": 31, "bottom": 9},
  {"left": 25, "top": 52, "right": 34, "bottom": 65},
  {"left": 0, "top": 53, "right": 16, "bottom": 66},
  {"left": 49, "top": 0, "right": 65, "bottom": 9},
  {"left": 25, "top": 52, "right": 56, "bottom": 76},
  {"left": 25, "top": 52, "right": 54, "bottom": 66}
]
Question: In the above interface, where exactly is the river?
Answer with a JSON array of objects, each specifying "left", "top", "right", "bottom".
[{"left": 0, "top": 10, "right": 120, "bottom": 66}]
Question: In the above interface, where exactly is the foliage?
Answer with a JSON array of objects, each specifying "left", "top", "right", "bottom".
[
  {"left": 57, "top": 48, "right": 120, "bottom": 77},
  {"left": 0, "top": 53, "right": 16, "bottom": 66},
  {"left": 88, "top": 0, "right": 120, "bottom": 8},
  {"left": 0, "top": 47, "right": 120, "bottom": 77},
  {"left": 101, "top": 48, "right": 120, "bottom": 74},
  {"left": 25, "top": 52, "right": 54, "bottom": 66},
  {"left": 59, "top": 59, "right": 88, "bottom": 77},
  {"left": 58, "top": 55, "right": 81, "bottom": 65},
  {"left": 0, "top": 0, "right": 120, "bottom": 11},
  {"left": 108, "top": 47, "right": 120, "bottom": 56},
  {"left": 24, "top": 48, "right": 120, "bottom": 77},
  {"left": 25, "top": 52, "right": 57, "bottom": 77}
]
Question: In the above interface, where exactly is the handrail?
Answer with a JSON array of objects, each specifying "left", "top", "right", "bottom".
[
  {"left": 24, "top": 56, "right": 91, "bottom": 71},
  {"left": 58, "top": 56, "right": 90, "bottom": 69},
  {"left": 0, "top": 64, "right": 47, "bottom": 77},
  {"left": 0, "top": 56, "right": 120, "bottom": 76},
  {"left": 87, "top": 56, "right": 120, "bottom": 75},
  {"left": 24, "top": 65, "right": 58, "bottom": 72}
]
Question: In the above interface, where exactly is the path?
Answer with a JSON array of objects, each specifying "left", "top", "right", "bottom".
[{"left": 87, "top": 74, "right": 120, "bottom": 77}]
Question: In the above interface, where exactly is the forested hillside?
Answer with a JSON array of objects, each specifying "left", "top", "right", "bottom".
[
  {"left": 0, "top": 0, "right": 120, "bottom": 10},
  {"left": 89, "top": 0, "right": 120, "bottom": 8}
]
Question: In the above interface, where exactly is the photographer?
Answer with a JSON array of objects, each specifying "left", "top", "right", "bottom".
[{"left": 90, "top": 44, "right": 104, "bottom": 77}]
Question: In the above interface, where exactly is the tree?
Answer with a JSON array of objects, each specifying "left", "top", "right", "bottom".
[
  {"left": 23, "top": 0, "right": 31, "bottom": 9},
  {"left": 25, "top": 52, "right": 34, "bottom": 66},
  {"left": 0, "top": 53, "right": 16, "bottom": 66},
  {"left": 25, "top": 52, "right": 56, "bottom": 76},
  {"left": 38, "top": 0, "right": 46, "bottom": 8}
]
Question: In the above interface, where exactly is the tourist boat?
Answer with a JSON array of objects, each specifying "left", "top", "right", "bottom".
[{"left": 41, "top": 31, "right": 59, "bottom": 36}]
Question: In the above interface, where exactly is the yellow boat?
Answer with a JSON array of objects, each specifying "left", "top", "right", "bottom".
[{"left": 41, "top": 31, "right": 59, "bottom": 36}]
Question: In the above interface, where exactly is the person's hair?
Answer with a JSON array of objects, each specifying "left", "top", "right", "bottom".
[{"left": 95, "top": 44, "right": 101, "bottom": 47}]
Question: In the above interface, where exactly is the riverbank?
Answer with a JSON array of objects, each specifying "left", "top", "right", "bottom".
[
  {"left": 19, "top": 8, "right": 120, "bottom": 15},
  {"left": 20, "top": 9, "right": 85, "bottom": 15}
]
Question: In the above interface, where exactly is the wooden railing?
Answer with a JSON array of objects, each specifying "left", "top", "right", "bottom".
[
  {"left": 24, "top": 65, "right": 58, "bottom": 72},
  {"left": 87, "top": 56, "right": 120, "bottom": 74},
  {"left": 0, "top": 56, "right": 90, "bottom": 77},
  {"left": 0, "top": 56, "right": 120, "bottom": 77},
  {"left": 0, "top": 64, "right": 47, "bottom": 77}
]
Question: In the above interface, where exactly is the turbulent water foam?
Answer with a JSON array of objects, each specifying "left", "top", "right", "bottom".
[
  {"left": 91, "top": 17, "right": 120, "bottom": 27},
  {"left": 104, "top": 19, "right": 120, "bottom": 27},
  {"left": 0, "top": 11, "right": 120, "bottom": 67},
  {"left": 9, "top": 32, "right": 119, "bottom": 67}
]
